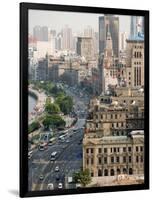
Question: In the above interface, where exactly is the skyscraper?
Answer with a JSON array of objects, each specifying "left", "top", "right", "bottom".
[
  {"left": 33, "top": 26, "right": 48, "bottom": 41},
  {"left": 76, "top": 37, "right": 94, "bottom": 61},
  {"left": 33, "top": 26, "right": 42, "bottom": 41},
  {"left": 130, "top": 16, "right": 144, "bottom": 37},
  {"left": 99, "top": 15, "right": 119, "bottom": 57},
  {"left": 62, "top": 25, "right": 73, "bottom": 50},
  {"left": 120, "top": 32, "right": 127, "bottom": 51},
  {"left": 41, "top": 26, "right": 48, "bottom": 41}
]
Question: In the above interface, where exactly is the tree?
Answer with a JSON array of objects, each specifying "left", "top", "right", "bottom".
[
  {"left": 42, "top": 114, "right": 65, "bottom": 130},
  {"left": 73, "top": 169, "right": 92, "bottom": 187},
  {"left": 28, "top": 121, "right": 40, "bottom": 133},
  {"left": 55, "top": 95, "right": 73, "bottom": 115},
  {"left": 45, "top": 103, "right": 60, "bottom": 114}
]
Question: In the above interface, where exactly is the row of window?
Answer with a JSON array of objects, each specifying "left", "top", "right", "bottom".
[
  {"left": 86, "top": 155, "right": 143, "bottom": 165},
  {"left": 134, "top": 51, "right": 142, "bottom": 58},
  {"left": 134, "top": 45, "right": 143, "bottom": 49},
  {"left": 94, "top": 113, "right": 124, "bottom": 120},
  {"left": 86, "top": 146, "right": 143, "bottom": 154},
  {"left": 134, "top": 62, "right": 141, "bottom": 65},
  {"left": 95, "top": 167, "right": 133, "bottom": 177}
]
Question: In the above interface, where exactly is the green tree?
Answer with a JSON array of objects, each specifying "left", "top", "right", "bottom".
[
  {"left": 73, "top": 169, "right": 92, "bottom": 187},
  {"left": 45, "top": 103, "right": 60, "bottom": 114},
  {"left": 55, "top": 95, "right": 73, "bottom": 115},
  {"left": 42, "top": 114, "right": 65, "bottom": 130},
  {"left": 28, "top": 121, "right": 40, "bottom": 133}
]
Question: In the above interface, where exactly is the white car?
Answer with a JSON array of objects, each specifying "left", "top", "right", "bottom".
[
  {"left": 47, "top": 183, "right": 54, "bottom": 190},
  {"left": 55, "top": 166, "right": 59, "bottom": 172},
  {"left": 58, "top": 183, "right": 63, "bottom": 189}
]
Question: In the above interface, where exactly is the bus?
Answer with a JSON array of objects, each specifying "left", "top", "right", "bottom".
[
  {"left": 50, "top": 151, "right": 58, "bottom": 161},
  {"left": 58, "top": 135, "right": 65, "bottom": 142},
  {"left": 48, "top": 137, "right": 56, "bottom": 146},
  {"left": 59, "top": 129, "right": 69, "bottom": 136}
]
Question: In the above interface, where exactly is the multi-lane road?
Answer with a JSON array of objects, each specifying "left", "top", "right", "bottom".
[{"left": 28, "top": 85, "right": 90, "bottom": 191}]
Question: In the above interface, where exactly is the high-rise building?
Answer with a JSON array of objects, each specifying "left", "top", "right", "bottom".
[
  {"left": 33, "top": 26, "right": 48, "bottom": 41},
  {"left": 125, "top": 35, "right": 144, "bottom": 88},
  {"left": 35, "top": 58, "right": 48, "bottom": 81},
  {"left": 33, "top": 26, "right": 42, "bottom": 41},
  {"left": 130, "top": 16, "right": 144, "bottom": 38},
  {"left": 120, "top": 32, "right": 127, "bottom": 51},
  {"left": 77, "top": 37, "right": 94, "bottom": 61},
  {"left": 99, "top": 28, "right": 119, "bottom": 93},
  {"left": 62, "top": 25, "right": 73, "bottom": 50},
  {"left": 84, "top": 26, "right": 94, "bottom": 37},
  {"left": 99, "top": 15, "right": 119, "bottom": 57},
  {"left": 41, "top": 26, "right": 48, "bottom": 41}
]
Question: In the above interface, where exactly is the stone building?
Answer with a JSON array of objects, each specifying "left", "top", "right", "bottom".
[
  {"left": 125, "top": 35, "right": 144, "bottom": 88},
  {"left": 83, "top": 131, "right": 144, "bottom": 177},
  {"left": 76, "top": 37, "right": 95, "bottom": 61},
  {"left": 83, "top": 87, "right": 144, "bottom": 181}
]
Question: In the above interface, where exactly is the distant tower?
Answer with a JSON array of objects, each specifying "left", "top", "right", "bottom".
[
  {"left": 99, "top": 15, "right": 119, "bottom": 57},
  {"left": 62, "top": 25, "right": 73, "bottom": 50}
]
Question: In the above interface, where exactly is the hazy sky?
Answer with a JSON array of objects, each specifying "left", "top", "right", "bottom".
[{"left": 29, "top": 9, "right": 131, "bottom": 36}]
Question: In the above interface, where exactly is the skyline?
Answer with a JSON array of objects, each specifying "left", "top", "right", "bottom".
[{"left": 29, "top": 9, "right": 132, "bottom": 36}]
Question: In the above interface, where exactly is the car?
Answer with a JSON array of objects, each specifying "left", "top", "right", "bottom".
[
  {"left": 39, "top": 175, "right": 44, "bottom": 180},
  {"left": 47, "top": 183, "right": 54, "bottom": 190},
  {"left": 58, "top": 183, "right": 63, "bottom": 189},
  {"left": 66, "top": 139, "right": 70, "bottom": 143},
  {"left": 55, "top": 166, "right": 59, "bottom": 172}
]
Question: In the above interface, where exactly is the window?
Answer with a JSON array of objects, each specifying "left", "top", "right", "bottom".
[
  {"left": 141, "top": 156, "right": 143, "bottom": 162},
  {"left": 91, "top": 171, "right": 94, "bottom": 177},
  {"left": 117, "top": 148, "right": 120, "bottom": 152},
  {"left": 114, "top": 148, "right": 116, "bottom": 153},
  {"left": 98, "top": 148, "right": 102, "bottom": 154},
  {"left": 98, "top": 157, "right": 102, "bottom": 164},
  {"left": 123, "top": 156, "right": 126, "bottom": 163},
  {"left": 91, "top": 157, "right": 94, "bottom": 164},
  {"left": 86, "top": 158, "right": 89, "bottom": 165},
  {"left": 98, "top": 169, "right": 102, "bottom": 176},
  {"left": 116, "top": 156, "right": 120, "bottom": 163},
  {"left": 104, "top": 169, "right": 108, "bottom": 176},
  {"left": 115, "top": 114, "right": 117, "bottom": 119},
  {"left": 123, "top": 147, "right": 126, "bottom": 152},
  {"left": 129, "top": 156, "right": 131, "bottom": 163},
  {"left": 86, "top": 149, "right": 89, "bottom": 154},
  {"left": 111, "top": 157, "right": 114, "bottom": 163},
  {"left": 104, "top": 157, "right": 107, "bottom": 164},
  {"left": 136, "top": 156, "right": 139, "bottom": 163},
  {"left": 128, "top": 147, "right": 132, "bottom": 152},
  {"left": 140, "top": 146, "right": 143, "bottom": 152},
  {"left": 136, "top": 146, "right": 139, "bottom": 152},
  {"left": 91, "top": 148, "right": 94, "bottom": 154},
  {"left": 104, "top": 148, "right": 107, "bottom": 153}
]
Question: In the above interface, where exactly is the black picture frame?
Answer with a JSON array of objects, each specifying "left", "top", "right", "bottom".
[{"left": 20, "top": 2, "right": 149, "bottom": 198}]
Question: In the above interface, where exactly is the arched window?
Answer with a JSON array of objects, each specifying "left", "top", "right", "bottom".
[
  {"left": 98, "top": 169, "right": 102, "bottom": 177},
  {"left": 110, "top": 169, "right": 115, "bottom": 176},
  {"left": 123, "top": 168, "right": 127, "bottom": 174},
  {"left": 117, "top": 168, "right": 121, "bottom": 175},
  {"left": 104, "top": 169, "right": 108, "bottom": 176},
  {"left": 129, "top": 168, "right": 133, "bottom": 175}
]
